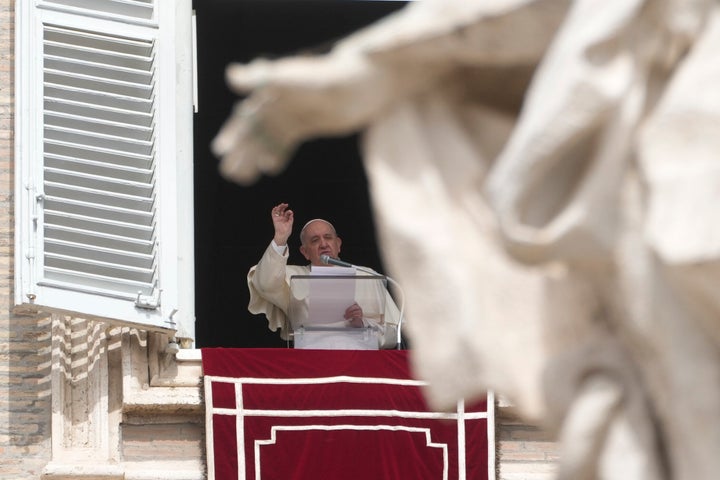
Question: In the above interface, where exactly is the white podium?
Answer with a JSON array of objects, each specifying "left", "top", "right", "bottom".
[{"left": 288, "top": 274, "right": 387, "bottom": 350}]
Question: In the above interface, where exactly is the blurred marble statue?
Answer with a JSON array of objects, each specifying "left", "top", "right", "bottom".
[{"left": 212, "top": 0, "right": 720, "bottom": 478}]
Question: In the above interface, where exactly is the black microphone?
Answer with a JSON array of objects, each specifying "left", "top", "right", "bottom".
[{"left": 319, "top": 254, "right": 353, "bottom": 268}]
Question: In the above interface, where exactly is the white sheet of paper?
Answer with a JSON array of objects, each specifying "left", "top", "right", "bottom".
[
  {"left": 307, "top": 266, "right": 356, "bottom": 325},
  {"left": 309, "top": 266, "right": 355, "bottom": 276}
]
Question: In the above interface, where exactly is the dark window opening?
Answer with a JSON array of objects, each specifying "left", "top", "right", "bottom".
[{"left": 193, "top": 1, "right": 408, "bottom": 347}]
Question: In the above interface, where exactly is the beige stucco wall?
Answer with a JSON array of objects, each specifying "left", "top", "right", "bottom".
[{"left": 0, "top": 2, "right": 557, "bottom": 478}]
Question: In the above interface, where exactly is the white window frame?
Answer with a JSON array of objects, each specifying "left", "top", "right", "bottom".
[{"left": 14, "top": 0, "right": 195, "bottom": 341}]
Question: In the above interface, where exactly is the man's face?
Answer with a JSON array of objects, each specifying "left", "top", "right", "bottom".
[{"left": 299, "top": 220, "right": 342, "bottom": 266}]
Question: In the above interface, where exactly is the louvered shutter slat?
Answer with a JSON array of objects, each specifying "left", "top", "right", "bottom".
[
  {"left": 45, "top": 113, "right": 153, "bottom": 141},
  {"left": 43, "top": 268, "right": 154, "bottom": 296},
  {"left": 44, "top": 71, "right": 153, "bottom": 99},
  {"left": 45, "top": 98, "right": 153, "bottom": 126},
  {"left": 45, "top": 184, "right": 154, "bottom": 213},
  {"left": 45, "top": 85, "right": 153, "bottom": 113},
  {"left": 45, "top": 141, "right": 153, "bottom": 170},
  {"left": 45, "top": 240, "right": 153, "bottom": 271},
  {"left": 44, "top": 211, "right": 154, "bottom": 240},
  {"left": 45, "top": 155, "right": 154, "bottom": 184},
  {"left": 45, "top": 240, "right": 154, "bottom": 270},
  {"left": 44, "top": 45, "right": 153, "bottom": 73},
  {"left": 45, "top": 253, "right": 154, "bottom": 281},
  {"left": 44, "top": 57, "right": 153, "bottom": 86},
  {"left": 44, "top": 225, "right": 154, "bottom": 255},
  {"left": 44, "top": 198, "right": 154, "bottom": 227},
  {"left": 44, "top": 126, "right": 153, "bottom": 154},
  {"left": 44, "top": 0, "right": 154, "bottom": 21},
  {"left": 45, "top": 168, "right": 155, "bottom": 197}
]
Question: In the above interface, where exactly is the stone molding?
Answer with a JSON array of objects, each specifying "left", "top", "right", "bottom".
[{"left": 42, "top": 315, "right": 204, "bottom": 480}]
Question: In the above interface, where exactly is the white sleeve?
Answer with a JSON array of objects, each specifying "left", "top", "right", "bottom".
[{"left": 270, "top": 239, "right": 289, "bottom": 256}]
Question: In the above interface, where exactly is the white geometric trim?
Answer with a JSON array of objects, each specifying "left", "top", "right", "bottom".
[
  {"left": 204, "top": 374, "right": 495, "bottom": 480},
  {"left": 255, "top": 425, "right": 449, "bottom": 480},
  {"left": 211, "top": 407, "right": 487, "bottom": 421},
  {"left": 207, "top": 374, "right": 428, "bottom": 386},
  {"left": 236, "top": 382, "right": 245, "bottom": 480},
  {"left": 204, "top": 374, "right": 217, "bottom": 480}
]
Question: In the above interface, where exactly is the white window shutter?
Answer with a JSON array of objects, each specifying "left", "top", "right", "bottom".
[{"left": 15, "top": 1, "right": 195, "bottom": 340}]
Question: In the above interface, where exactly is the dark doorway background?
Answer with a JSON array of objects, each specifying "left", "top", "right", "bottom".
[{"left": 193, "top": 1, "right": 408, "bottom": 347}]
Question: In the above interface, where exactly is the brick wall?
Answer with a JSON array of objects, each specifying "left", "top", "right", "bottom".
[
  {"left": 498, "top": 410, "right": 559, "bottom": 480},
  {"left": 1, "top": 2, "right": 55, "bottom": 480}
]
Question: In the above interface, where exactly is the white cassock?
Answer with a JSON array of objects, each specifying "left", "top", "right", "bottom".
[{"left": 247, "top": 242, "right": 400, "bottom": 350}]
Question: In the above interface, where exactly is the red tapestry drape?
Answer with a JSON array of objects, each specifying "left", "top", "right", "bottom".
[{"left": 202, "top": 348, "right": 494, "bottom": 480}]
